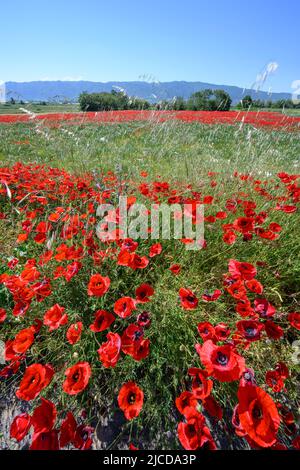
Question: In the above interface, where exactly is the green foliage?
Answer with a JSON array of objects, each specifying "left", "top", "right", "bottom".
[
  {"left": 187, "top": 89, "right": 232, "bottom": 111},
  {"left": 236, "top": 97, "right": 300, "bottom": 110},
  {"left": 79, "top": 91, "right": 150, "bottom": 111},
  {"left": 240, "top": 94, "right": 253, "bottom": 109}
]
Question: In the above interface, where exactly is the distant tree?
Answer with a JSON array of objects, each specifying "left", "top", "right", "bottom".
[
  {"left": 188, "top": 89, "right": 213, "bottom": 110},
  {"left": 155, "top": 100, "right": 172, "bottom": 110},
  {"left": 128, "top": 97, "right": 150, "bottom": 109},
  {"left": 240, "top": 95, "right": 253, "bottom": 109},
  {"left": 79, "top": 91, "right": 150, "bottom": 111},
  {"left": 10, "top": 97, "right": 16, "bottom": 105},
  {"left": 213, "top": 89, "right": 232, "bottom": 111},
  {"left": 172, "top": 96, "right": 186, "bottom": 110},
  {"left": 187, "top": 89, "right": 231, "bottom": 111},
  {"left": 252, "top": 99, "right": 265, "bottom": 108}
]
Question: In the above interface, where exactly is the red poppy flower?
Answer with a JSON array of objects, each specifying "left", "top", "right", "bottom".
[
  {"left": 17, "top": 233, "right": 28, "bottom": 243},
  {"left": 202, "top": 289, "right": 222, "bottom": 302},
  {"left": 30, "top": 430, "right": 59, "bottom": 450},
  {"left": 20, "top": 265, "right": 40, "bottom": 283},
  {"left": 266, "top": 370, "right": 284, "bottom": 393},
  {"left": 98, "top": 332, "right": 121, "bottom": 368},
  {"left": 226, "top": 279, "right": 248, "bottom": 300},
  {"left": 235, "top": 300, "right": 255, "bottom": 318},
  {"left": 119, "top": 251, "right": 149, "bottom": 269},
  {"left": 188, "top": 368, "right": 213, "bottom": 399},
  {"left": 256, "top": 228, "right": 279, "bottom": 240},
  {"left": 228, "top": 259, "right": 257, "bottom": 280},
  {"left": 129, "top": 253, "right": 149, "bottom": 270},
  {"left": 197, "top": 340, "right": 246, "bottom": 382},
  {"left": 179, "top": 288, "right": 198, "bottom": 310},
  {"left": 254, "top": 298, "right": 276, "bottom": 318},
  {"left": 31, "top": 398, "right": 57, "bottom": 433},
  {"left": 121, "top": 324, "right": 150, "bottom": 361},
  {"left": 149, "top": 243, "right": 162, "bottom": 257},
  {"left": 32, "top": 278, "right": 52, "bottom": 302},
  {"left": 7, "top": 258, "right": 19, "bottom": 270},
  {"left": 178, "top": 408, "right": 216, "bottom": 450},
  {"left": 275, "top": 361, "right": 289, "bottom": 379},
  {"left": 216, "top": 211, "right": 227, "bottom": 219},
  {"left": 233, "top": 217, "right": 255, "bottom": 233},
  {"left": 202, "top": 395, "right": 223, "bottom": 420},
  {"left": 5, "top": 339, "right": 23, "bottom": 362},
  {"left": 66, "top": 322, "right": 83, "bottom": 345},
  {"left": 12, "top": 327, "right": 35, "bottom": 354},
  {"left": 170, "top": 264, "right": 181, "bottom": 275},
  {"left": 223, "top": 230, "right": 236, "bottom": 245},
  {"left": 30, "top": 318, "right": 43, "bottom": 334},
  {"left": 114, "top": 296, "right": 136, "bottom": 318},
  {"left": 215, "top": 323, "right": 230, "bottom": 341},
  {"left": 239, "top": 368, "right": 257, "bottom": 388},
  {"left": 63, "top": 362, "right": 91, "bottom": 395},
  {"left": 87, "top": 274, "right": 110, "bottom": 296},
  {"left": 292, "top": 436, "right": 300, "bottom": 450},
  {"left": 245, "top": 279, "right": 263, "bottom": 295},
  {"left": 0, "top": 308, "right": 7, "bottom": 323},
  {"left": 16, "top": 363, "right": 54, "bottom": 401},
  {"left": 11, "top": 300, "right": 30, "bottom": 318},
  {"left": 89, "top": 309, "right": 115, "bottom": 332},
  {"left": 238, "top": 384, "right": 280, "bottom": 448},
  {"left": 118, "top": 381, "right": 144, "bottom": 420},
  {"left": 43, "top": 304, "right": 68, "bottom": 331},
  {"left": 176, "top": 391, "right": 198, "bottom": 416},
  {"left": 59, "top": 412, "right": 77, "bottom": 448},
  {"left": 236, "top": 320, "right": 264, "bottom": 342},
  {"left": 131, "top": 337, "right": 150, "bottom": 361},
  {"left": 197, "top": 322, "right": 215, "bottom": 341},
  {"left": 265, "top": 320, "right": 283, "bottom": 339},
  {"left": 277, "top": 404, "right": 296, "bottom": 434},
  {"left": 64, "top": 261, "right": 82, "bottom": 282},
  {"left": 118, "top": 238, "right": 138, "bottom": 252},
  {"left": 232, "top": 405, "right": 247, "bottom": 438},
  {"left": 135, "top": 283, "right": 154, "bottom": 303},
  {"left": 10, "top": 413, "right": 31, "bottom": 442},
  {"left": 73, "top": 424, "right": 93, "bottom": 450},
  {"left": 137, "top": 311, "right": 151, "bottom": 328},
  {"left": 288, "top": 312, "right": 300, "bottom": 330},
  {"left": 129, "top": 443, "right": 139, "bottom": 450},
  {"left": 39, "top": 250, "right": 53, "bottom": 266},
  {"left": 117, "top": 249, "right": 134, "bottom": 266}
]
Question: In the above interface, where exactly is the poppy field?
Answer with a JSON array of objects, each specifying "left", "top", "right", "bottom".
[
  {"left": 0, "top": 114, "right": 300, "bottom": 450},
  {"left": 0, "top": 109, "right": 300, "bottom": 130}
]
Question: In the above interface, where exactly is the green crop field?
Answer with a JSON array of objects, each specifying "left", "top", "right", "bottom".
[{"left": 0, "top": 103, "right": 80, "bottom": 115}]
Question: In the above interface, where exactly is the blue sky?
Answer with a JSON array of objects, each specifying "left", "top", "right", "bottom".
[{"left": 1, "top": 0, "right": 299, "bottom": 92}]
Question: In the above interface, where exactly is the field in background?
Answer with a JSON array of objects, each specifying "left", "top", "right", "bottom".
[
  {"left": 1, "top": 102, "right": 300, "bottom": 117},
  {"left": 1, "top": 118, "right": 299, "bottom": 176},
  {"left": 0, "top": 103, "right": 79, "bottom": 115},
  {"left": 0, "top": 109, "right": 300, "bottom": 130},
  {"left": 0, "top": 117, "right": 299, "bottom": 450}
]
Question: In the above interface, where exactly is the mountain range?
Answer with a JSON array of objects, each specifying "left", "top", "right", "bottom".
[{"left": 4, "top": 80, "right": 293, "bottom": 104}]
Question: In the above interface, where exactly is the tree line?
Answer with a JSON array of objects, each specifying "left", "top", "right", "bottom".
[
  {"left": 237, "top": 95, "right": 300, "bottom": 110},
  {"left": 79, "top": 90, "right": 150, "bottom": 111},
  {"left": 79, "top": 89, "right": 232, "bottom": 112},
  {"left": 7, "top": 90, "right": 298, "bottom": 112}
]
